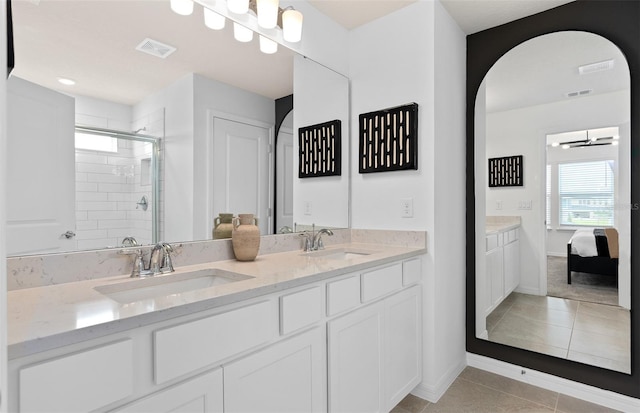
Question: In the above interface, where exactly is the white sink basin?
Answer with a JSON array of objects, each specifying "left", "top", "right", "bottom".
[
  {"left": 95, "top": 269, "right": 253, "bottom": 303},
  {"left": 302, "top": 248, "right": 374, "bottom": 260}
]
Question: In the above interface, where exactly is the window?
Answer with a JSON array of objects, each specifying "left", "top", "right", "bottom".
[
  {"left": 75, "top": 131, "right": 118, "bottom": 153},
  {"left": 558, "top": 160, "right": 614, "bottom": 227},
  {"left": 546, "top": 164, "right": 551, "bottom": 227}
]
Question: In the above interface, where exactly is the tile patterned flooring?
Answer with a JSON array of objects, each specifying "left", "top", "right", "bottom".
[
  {"left": 391, "top": 367, "right": 620, "bottom": 413},
  {"left": 486, "top": 292, "right": 630, "bottom": 373}
]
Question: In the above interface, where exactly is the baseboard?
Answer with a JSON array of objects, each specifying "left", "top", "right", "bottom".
[
  {"left": 513, "top": 285, "right": 540, "bottom": 295},
  {"left": 547, "top": 252, "right": 566, "bottom": 258},
  {"left": 466, "top": 353, "right": 640, "bottom": 411},
  {"left": 411, "top": 358, "right": 466, "bottom": 403}
]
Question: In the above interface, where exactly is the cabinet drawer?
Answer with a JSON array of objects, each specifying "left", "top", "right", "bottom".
[
  {"left": 486, "top": 234, "right": 498, "bottom": 251},
  {"left": 505, "top": 228, "right": 519, "bottom": 243},
  {"left": 402, "top": 258, "right": 421, "bottom": 286},
  {"left": 19, "top": 340, "right": 133, "bottom": 412},
  {"left": 327, "top": 275, "right": 360, "bottom": 316},
  {"left": 280, "top": 286, "right": 322, "bottom": 335},
  {"left": 361, "top": 263, "right": 403, "bottom": 302},
  {"left": 154, "top": 300, "right": 277, "bottom": 384}
]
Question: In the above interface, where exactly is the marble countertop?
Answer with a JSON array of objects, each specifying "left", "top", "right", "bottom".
[
  {"left": 485, "top": 216, "right": 521, "bottom": 234},
  {"left": 8, "top": 242, "right": 425, "bottom": 359}
]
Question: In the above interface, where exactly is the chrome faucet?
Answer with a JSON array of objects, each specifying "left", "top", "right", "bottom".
[
  {"left": 313, "top": 228, "right": 333, "bottom": 250},
  {"left": 149, "top": 242, "right": 175, "bottom": 275},
  {"left": 300, "top": 226, "right": 333, "bottom": 252},
  {"left": 120, "top": 242, "right": 174, "bottom": 278},
  {"left": 121, "top": 236, "right": 139, "bottom": 247}
]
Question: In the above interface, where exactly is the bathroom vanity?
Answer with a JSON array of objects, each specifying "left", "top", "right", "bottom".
[{"left": 6, "top": 234, "right": 425, "bottom": 412}]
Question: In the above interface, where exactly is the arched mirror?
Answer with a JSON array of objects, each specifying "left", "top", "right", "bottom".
[{"left": 466, "top": 0, "right": 640, "bottom": 397}]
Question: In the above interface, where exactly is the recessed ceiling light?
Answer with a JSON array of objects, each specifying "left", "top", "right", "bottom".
[{"left": 57, "top": 77, "right": 76, "bottom": 86}]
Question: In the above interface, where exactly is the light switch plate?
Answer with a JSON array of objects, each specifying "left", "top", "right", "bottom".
[{"left": 401, "top": 198, "right": 413, "bottom": 218}]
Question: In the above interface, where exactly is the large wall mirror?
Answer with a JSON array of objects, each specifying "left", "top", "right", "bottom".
[
  {"left": 466, "top": 0, "right": 640, "bottom": 397},
  {"left": 7, "top": 0, "right": 349, "bottom": 256}
]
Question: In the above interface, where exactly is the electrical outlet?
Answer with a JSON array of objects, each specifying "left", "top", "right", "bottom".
[
  {"left": 518, "top": 200, "right": 532, "bottom": 210},
  {"left": 304, "top": 201, "right": 312, "bottom": 215},
  {"left": 401, "top": 198, "right": 413, "bottom": 218},
  {"left": 496, "top": 200, "right": 503, "bottom": 210}
]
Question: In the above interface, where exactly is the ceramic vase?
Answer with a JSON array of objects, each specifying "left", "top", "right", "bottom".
[
  {"left": 232, "top": 214, "right": 260, "bottom": 261},
  {"left": 213, "top": 213, "right": 234, "bottom": 239}
]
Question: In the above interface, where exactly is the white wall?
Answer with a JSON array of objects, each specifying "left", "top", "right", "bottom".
[
  {"left": 484, "top": 90, "right": 630, "bottom": 296},
  {"left": 74, "top": 94, "right": 131, "bottom": 131},
  {"left": 133, "top": 74, "right": 194, "bottom": 243},
  {"left": 293, "top": 55, "right": 349, "bottom": 229},
  {"left": 349, "top": 0, "right": 467, "bottom": 401}
]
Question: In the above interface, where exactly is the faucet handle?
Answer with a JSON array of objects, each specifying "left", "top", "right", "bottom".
[
  {"left": 299, "top": 232, "right": 313, "bottom": 252},
  {"left": 160, "top": 243, "right": 175, "bottom": 273}
]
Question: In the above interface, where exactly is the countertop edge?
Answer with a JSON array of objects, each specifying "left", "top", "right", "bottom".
[{"left": 9, "top": 247, "right": 426, "bottom": 360}]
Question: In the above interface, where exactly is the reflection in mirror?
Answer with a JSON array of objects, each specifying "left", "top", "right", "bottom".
[
  {"left": 474, "top": 31, "right": 631, "bottom": 373},
  {"left": 8, "top": 0, "right": 349, "bottom": 255}
]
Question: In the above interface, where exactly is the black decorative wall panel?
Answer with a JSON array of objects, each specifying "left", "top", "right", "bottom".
[
  {"left": 298, "top": 119, "right": 341, "bottom": 178},
  {"left": 358, "top": 103, "right": 418, "bottom": 173},
  {"left": 488, "top": 155, "right": 523, "bottom": 187}
]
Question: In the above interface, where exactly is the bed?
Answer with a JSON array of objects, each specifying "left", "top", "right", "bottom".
[{"left": 567, "top": 228, "right": 619, "bottom": 284}]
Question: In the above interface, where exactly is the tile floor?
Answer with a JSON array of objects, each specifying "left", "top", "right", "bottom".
[
  {"left": 486, "top": 292, "right": 630, "bottom": 373},
  {"left": 391, "top": 367, "right": 620, "bottom": 413}
]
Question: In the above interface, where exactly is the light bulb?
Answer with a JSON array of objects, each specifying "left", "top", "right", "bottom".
[
  {"left": 282, "top": 8, "right": 303, "bottom": 42},
  {"left": 551, "top": 142, "right": 559, "bottom": 147},
  {"left": 562, "top": 144, "right": 570, "bottom": 149},
  {"left": 612, "top": 141, "right": 619, "bottom": 146},
  {"left": 259, "top": 35, "right": 278, "bottom": 54},
  {"left": 257, "top": 0, "right": 279, "bottom": 29},
  {"left": 57, "top": 77, "right": 75, "bottom": 86},
  {"left": 204, "top": 8, "right": 226, "bottom": 30},
  {"left": 170, "top": 0, "right": 194, "bottom": 16},
  {"left": 228, "top": 0, "right": 249, "bottom": 14},
  {"left": 233, "top": 22, "right": 254, "bottom": 42}
]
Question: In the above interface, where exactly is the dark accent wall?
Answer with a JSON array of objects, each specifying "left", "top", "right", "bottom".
[{"left": 466, "top": 0, "right": 640, "bottom": 397}]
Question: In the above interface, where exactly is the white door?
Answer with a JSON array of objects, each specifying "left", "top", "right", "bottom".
[
  {"left": 328, "top": 301, "right": 385, "bottom": 413},
  {"left": 276, "top": 126, "right": 294, "bottom": 232},
  {"left": 224, "top": 328, "right": 326, "bottom": 413},
  {"left": 213, "top": 117, "right": 271, "bottom": 234},
  {"left": 6, "top": 76, "right": 76, "bottom": 255}
]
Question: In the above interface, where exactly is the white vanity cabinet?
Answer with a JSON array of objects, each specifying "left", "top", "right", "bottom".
[
  {"left": 112, "top": 369, "right": 223, "bottom": 413},
  {"left": 484, "top": 228, "right": 520, "bottom": 316},
  {"left": 8, "top": 255, "right": 423, "bottom": 413},
  {"left": 224, "top": 327, "right": 326, "bottom": 412},
  {"left": 328, "top": 263, "right": 422, "bottom": 413}
]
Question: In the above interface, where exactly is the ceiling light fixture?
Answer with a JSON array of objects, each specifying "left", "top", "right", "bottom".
[
  {"left": 282, "top": 7, "right": 303, "bottom": 42},
  {"left": 551, "top": 142, "right": 559, "bottom": 147},
  {"left": 228, "top": 0, "right": 250, "bottom": 14},
  {"left": 170, "top": 0, "right": 194, "bottom": 16},
  {"left": 204, "top": 8, "right": 226, "bottom": 30},
  {"left": 169, "top": 0, "right": 303, "bottom": 54},
  {"left": 257, "top": 0, "right": 279, "bottom": 29},
  {"left": 57, "top": 77, "right": 75, "bottom": 86},
  {"left": 233, "top": 22, "right": 254, "bottom": 42},
  {"left": 259, "top": 35, "right": 278, "bottom": 54}
]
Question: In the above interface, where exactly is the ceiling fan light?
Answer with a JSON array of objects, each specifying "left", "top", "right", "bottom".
[
  {"left": 228, "top": 0, "right": 249, "bottom": 14},
  {"left": 612, "top": 141, "right": 619, "bottom": 146},
  {"left": 170, "top": 0, "right": 194, "bottom": 16},
  {"left": 257, "top": 0, "right": 279, "bottom": 29},
  {"left": 259, "top": 35, "right": 278, "bottom": 54},
  {"left": 282, "top": 8, "right": 303, "bottom": 42},
  {"left": 204, "top": 8, "right": 226, "bottom": 30},
  {"left": 562, "top": 144, "right": 570, "bottom": 149},
  {"left": 551, "top": 142, "right": 560, "bottom": 147},
  {"left": 233, "top": 22, "right": 254, "bottom": 42}
]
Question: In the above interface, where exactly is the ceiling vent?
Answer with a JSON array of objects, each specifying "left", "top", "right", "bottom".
[
  {"left": 565, "top": 89, "right": 593, "bottom": 98},
  {"left": 578, "top": 59, "right": 615, "bottom": 75},
  {"left": 135, "top": 38, "right": 177, "bottom": 59}
]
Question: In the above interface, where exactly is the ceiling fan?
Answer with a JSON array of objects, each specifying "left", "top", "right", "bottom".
[{"left": 556, "top": 131, "right": 618, "bottom": 149}]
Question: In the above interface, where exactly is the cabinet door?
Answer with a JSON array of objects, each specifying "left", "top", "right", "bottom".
[
  {"left": 503, "top": 239, "right": 520, "bottom": 295},
  {"left": 328, "top": 301, "right": 385, "bottom": 413},
  {"left": 112, "top": 369, "right": 222, "bottom": 413},
  {"left": 224, "top": 328, "right": 326, "bottom": 413},
  {"left": 384, "top": 285, "right": 422, "bottom": 410},
  {"left": 485, "top": 247, "right": 504, "bottom": 314}
]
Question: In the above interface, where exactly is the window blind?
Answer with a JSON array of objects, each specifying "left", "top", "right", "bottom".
[{"left": 558, "top": 160, "right": 614, "bottom": 227}]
